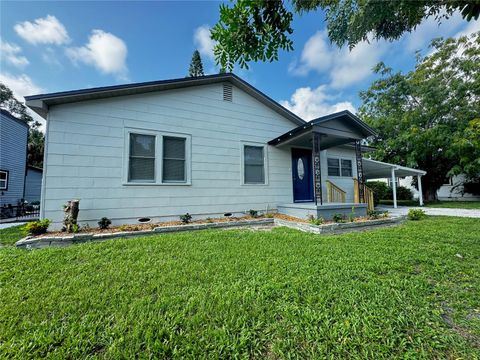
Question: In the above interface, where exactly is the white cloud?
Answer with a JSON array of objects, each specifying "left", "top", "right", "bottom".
[
  {"left": 66, "top": 30, "right": 128, "bottom": 79},
  {"left": 290, "top": 30, "right": 388, "bottom": 89},
  {"left": 14, "top": 15, "right": 70, "bottom": 45},
  {"left": 0, "top": 39, "right": 29, "bottom": 68},
  {"left": 454, "top": 19, "right": 480, "bottom": 38},
  {"left": 280, "top": 85, "right": 355, "bottom": 121},
  {"left": 193, "top": 25, "right": 215, "bottom": 60},
  {"left": 0, "top": 72, "right": 46, "bottom": 130}
]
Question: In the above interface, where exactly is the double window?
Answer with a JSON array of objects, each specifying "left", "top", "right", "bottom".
[
  {"left": 327, "top": 158, "right": 353, "bottom": 177},
  {"left": 0, "top": 170, "right": 8, "bottom": 190},
  {"left": 126, "top": 130, "right": 190, "bottom": 185},
  {"left": 242, "top": 144, "right": 267, "bottom": 185}
]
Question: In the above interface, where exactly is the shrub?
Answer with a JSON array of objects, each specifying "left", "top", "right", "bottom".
[
  {"left": 98, "top": 217, "right": 112, "bottom": 229},
  {"left": 72, "top": 224, "right": 80, "bottom": 233},
  {"left": 367, "top": 210, "right": 381, "bottom": 219},
  {"left": 248, "top": 209, "right": 258, "bottom": 218},
  {"left": 366, "top": 181, "right": 390, "bottom": 206},
  {"left": 24, "top": 219, "right": 50, "bottom": 236},
  {"left": 408, "top": 209, "right": 426, "bottom": 221},
  {"left": 394, "top": 186, "right": 413, "bottom": 201},
  {"left": 264, "top": 213, "right": 274, "bottom": 218},
  {"left": 332, "top": 213, "right": 346, "bottom": 223},
  {"left": 307, "top": 215, "right": 324, "bottom": 225},
  {"left": 180, "top": 213, "right": 192, "bottom": 224}
]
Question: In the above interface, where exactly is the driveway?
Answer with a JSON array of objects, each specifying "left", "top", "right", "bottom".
[{"left": 378, "top": 206, "right": 480, "bottom": 219}]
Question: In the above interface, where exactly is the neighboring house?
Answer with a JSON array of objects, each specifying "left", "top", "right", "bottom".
[
  {"left": 25, "top": 166, "right": 43, "bottom": 203},
  {"left": 0, "top": 109, "right": 28, "bottom": 208},
  {"left": 26, "top": 74, "right": 425, "bottom": 229}
]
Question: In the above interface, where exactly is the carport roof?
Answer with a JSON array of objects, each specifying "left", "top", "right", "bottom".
[{"left": 363, "top": 158, "right": 426, "bottom": 179}]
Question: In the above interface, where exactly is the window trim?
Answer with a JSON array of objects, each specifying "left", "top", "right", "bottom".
[
  {"left": 327, "top": 156, "right": 354, "bottom": 178},
  {"left": 0, "top": 170, "right": 8, "bottom": 191},
  {"left": 123, "top": 128, "right": 191, "bottom": 186},
  {"left": 240, "top": 141, "right": 268, "bottom": 186}
]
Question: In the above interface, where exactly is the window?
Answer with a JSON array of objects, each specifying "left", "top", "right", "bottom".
[
  {"left": 327, "top": 158, "right": 340, "bottom": 176},
  {"left": 129, "top": 133, "right": 156, "bottom": 182},
  {"left": 341, "top": 159, "right": 352, "bottom": 177},
  {"left": 0, "top": 170, "right": 8, "bottom": 190},
  {"left": 163, "top": 136, "right": 186, "bottom": 182},
  {"left": 243, "top": 145, "right": 265, "bottom": 184},
  {"left": 125, "top": 130, "right": 190, "bottom": 185}
]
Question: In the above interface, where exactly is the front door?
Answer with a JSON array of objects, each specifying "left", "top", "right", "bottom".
[{"left": 292, "top": 148, "right": 314, "bottom": 202}]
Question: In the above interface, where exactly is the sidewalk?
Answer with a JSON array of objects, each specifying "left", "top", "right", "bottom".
[{"left": 377, "top": 206, "right": 480, "bottom": 219}]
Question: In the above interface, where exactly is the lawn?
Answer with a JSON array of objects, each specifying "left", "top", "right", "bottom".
[
  {"left": 425, "top": 201, "right": 480, "bottom": 209},
  {"left": 0, "top": 225, "right": 24, "bottom": 246},
  {"left": 1, "top": 217, "right": 479, "bottom": 358}
]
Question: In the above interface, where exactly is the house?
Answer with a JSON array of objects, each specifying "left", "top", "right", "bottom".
[
  {"left": 0, "top": 109, "right": 28, "bottom": 209},
  {"left": 25, "top": 165, "right": 43, "bottom": 203},
  {"left": 26, "top": 74, "right": 425, "bottom": 229}
]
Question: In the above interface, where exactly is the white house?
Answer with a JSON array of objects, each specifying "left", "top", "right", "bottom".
[{"left": 26, "top": 74, "right": 425, "bottom": 229}]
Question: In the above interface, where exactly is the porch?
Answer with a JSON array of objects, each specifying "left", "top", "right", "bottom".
[{"left": 277, "top": 202, "right": 368, "bottom": 220}]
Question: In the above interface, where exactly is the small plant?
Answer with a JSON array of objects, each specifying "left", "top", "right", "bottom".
[
  {"left": 119, "top": 224, "right": 139, "bottom": 232},
  {"left": 71, "top": 224, "right": 80, "bottom": 233},
  {"left": 206, "top": 217, "right": 214, "bottom": 223},
  {"left": 98, "top": 217, "right": 112, "bottom": 229},
  {"left": 367, "top": 210, "right": 381, "bottom": 219},
  {"left": 332, "top": 213, "right": 346, "bottom": 223},
  {"left": 349, "top": 206, "right": 356, "bottom": 222},
  {"left": 24, "top": 219, "right": 50, "bottom": 236},
  {"left": 264, "top": 212, "right": 274, "bottom": 218},
  {"left": 308, "top": 216, "right": 324, "bottom": 226},
  {"left": 408, "top": 208, "right": 426, "bottom": 221},
  {"left": 180, "top": 213, "right": 192, "bottom": 224},
  {"left": 248, "top": 209, "right": 258, "bottom": 218},
  {"left": 382, "top": 211, "right": 389, "bottom": 218}
]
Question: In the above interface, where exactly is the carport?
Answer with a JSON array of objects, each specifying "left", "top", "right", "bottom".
[{"left": 362, "top": 158, "right": 427, "bottom": 208}]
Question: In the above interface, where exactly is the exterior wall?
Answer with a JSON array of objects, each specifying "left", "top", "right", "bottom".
[
  {"left": 25, "top": 167, "right": 43, "bottom": 203},
  {"left": 322, "top": 146, "right": 358, "bottom": 203},
  {"left": 42, "top": 83, "right": 297, "bottom": 229},
  {"left": 0, "top": 113, "right": 28, "bottom": 207}
]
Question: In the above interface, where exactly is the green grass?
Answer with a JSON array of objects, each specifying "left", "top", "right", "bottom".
[
  {"left": 425, "top": 201, "right": 480, "bottom": 209},
  {"left": 1, "top": 217, "right": 479, "bottom": 358},
  {"left": 0, "top": 225, "right": 24, "bottom": 246}
]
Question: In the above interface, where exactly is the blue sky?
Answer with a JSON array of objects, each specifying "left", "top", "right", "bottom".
[{"left": 1, "top": 1, "right": 478, "bottom": 127}]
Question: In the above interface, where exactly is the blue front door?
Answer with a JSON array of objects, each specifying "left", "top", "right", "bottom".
[{"left": 292, "top": 148, "right": 314, "bottom": 202}]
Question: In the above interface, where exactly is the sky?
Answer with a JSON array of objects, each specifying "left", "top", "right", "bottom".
[{"left": 1, "top": 1, "right": 479, "bottom": 130}]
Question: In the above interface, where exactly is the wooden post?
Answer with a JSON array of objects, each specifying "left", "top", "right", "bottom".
[
  {"left": 63, "top": 199, "right": 80, "bottom": 232},
  {"left": 312, "top": 132, "right": 322, "bottom": 205},
  {"left": 355, "top": 140, "right": 365, "bottom": 203}
]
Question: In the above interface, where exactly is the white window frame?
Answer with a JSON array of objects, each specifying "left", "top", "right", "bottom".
[
  {"left": 327, "top": 157, "right": 354, "bottom": 178},
  {"left": 123, "top": 128, "right": 191, "bottom": 186},
  {"left": 0, "top": 170, "right": 8, "bottom": 190},
  {"left": 240, "top": 141, "right": 268, "bottom": 186}
]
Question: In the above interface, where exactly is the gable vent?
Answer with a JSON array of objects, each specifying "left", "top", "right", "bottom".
[{"left": 223, "top": 83, "right": 233, "bottom": 102}]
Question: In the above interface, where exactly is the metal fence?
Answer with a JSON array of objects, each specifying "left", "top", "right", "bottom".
[{"left": 0, "top": 204, "right": 40, "bottom": 221}]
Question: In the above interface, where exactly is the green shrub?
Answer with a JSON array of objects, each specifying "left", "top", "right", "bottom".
[
  {"left": 180, "top": 213, "right": 192, "bottom": 224},
  {"left": 72, "top": 224, "right": 80, "bottom": 233},
  {"left": 98, "top": 217, "right": 112, "bottom": 229},
  {"left": 407, "top": 209, "right": 426, "bottom": 221},
  {"left": 367, "top": 210, "right": 381, "bottom": 219},
  {"left": 248, "top": 209, "right": 258, "bottom": 218},
  {"left": 307, "top": 215, "right": 324, "bottom": 225},
  {"left": 24, "top": 219, "right": 50, "bottom": 236},
  {"left": 332, "top": 213, "right": 346, "bottom": 223},
  {"left": 394, "top": 186, "right": 414, "bottom": 201},
  {"left": 264, "top": 213, "right": 274, "bottom": 218},
  {"left": 366, "top": 181, "right": 390, "bottom": 206}
]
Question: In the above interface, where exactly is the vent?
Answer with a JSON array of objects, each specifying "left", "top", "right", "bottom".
[{"left": 223, "top": 83, "right": 233, "bottom": 102}]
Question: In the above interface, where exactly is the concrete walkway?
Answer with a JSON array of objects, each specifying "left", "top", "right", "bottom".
[{"left": 378, "top": 206, "right": 480, "bottom": 219}]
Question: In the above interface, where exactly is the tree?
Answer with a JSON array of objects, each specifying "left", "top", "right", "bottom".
[
  {"left": 211, "top": 0, "right": 480, "bottom": 71},
  {"left": 0, "top": 82, "right": 44, "bottom": 167},
  {"left": 359, "top": 32, "right": 480, "bottom": 201},
  {"left": 188, "top": 50, "right": 205, "bottom": 77}
]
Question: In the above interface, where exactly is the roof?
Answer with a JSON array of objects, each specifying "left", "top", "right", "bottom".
[
  {"left": 0, "top": 109, "right": 29, "bottom": 129},
  {"left": 363, "top": 158, "right": 426, "bottom": 179},
  {"left": 25, "top": 73, "right": 306, "bottom": 126},
  {"left": 268, "top": 110, "right": 377, "bottom": 145}
]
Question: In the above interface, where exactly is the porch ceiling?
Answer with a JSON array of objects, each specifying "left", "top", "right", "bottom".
[{"left": 363, "top": 158, "right": 426, "bottom": 179}]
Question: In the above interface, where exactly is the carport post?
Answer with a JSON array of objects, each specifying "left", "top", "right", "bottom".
[
  {"left": 417, "top": 174, "right": 424, "bottom": 206},
  {"left": 391, "top": 167, "right": 397, "bottom": 209}
]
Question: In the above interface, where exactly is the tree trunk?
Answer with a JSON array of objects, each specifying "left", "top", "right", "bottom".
[
  {"left": 63, "top": 200, "right": 80, "bottom": 232},
  {"left": 423, "top": 187, "right": 437, "bottom": 202}
]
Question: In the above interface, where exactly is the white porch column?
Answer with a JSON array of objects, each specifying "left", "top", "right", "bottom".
[
  {"left": 417, "top": 174, "right": 424, "bottom": 206},
  {"left": 391, "top": 167, "right": 397, "bottom": 209}
]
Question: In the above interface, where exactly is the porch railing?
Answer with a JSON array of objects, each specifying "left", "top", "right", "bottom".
[
  {"left": 353, "top": 178, "right": 375, "bottom": 211},
  {"left": 326, "top": 180, "right": 346, "bottom": 203}
]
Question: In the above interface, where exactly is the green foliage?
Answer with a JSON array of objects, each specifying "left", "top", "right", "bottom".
[
  {"left": 349, "top": 207, "right": 355, "bottom": 222},
  {"left": 264, "top": 212, "right": 274, "bottom": 218},
  {"left": 27, "top": 129, "right": 44, "bottom": 168},
  {"left": 360, "top": 33, "right": 480, "bottom": 201},
  {"left": 0, "top": 225, "right": 25, "bottom": 246},
  {"left": 24, "top": 219, "right": 50, "bottom": 236},
  {"left": 98, "top": 217, "right": 112, "bottom": 230},
  {"left": 425, "top": 201, "right": 480, "bottom": 209},
  {"left": 332, "top": 213, "right": 346, "bottom": 223},
  {"left": 449, "top": 119, "right": 480, "bottom": 180},
  {"left": 1, "top": 218, "right": 479, "bottom": 357},
  {"left": 367, "top": 181, "right": 390, "bottom": 206},
  {"left": 180, "top": 213, "right": 192, "bottom": 224},
  {"left": 248, "top": 209, "right": 258, "bottom": 218},
  {"left": 71, "top": 224, "right": 79, "bottom": 234},
  {"left": 307, "top": 215, "right": 324, "bottom": 225},
  {"left": 367, "top": 210, "right": 382, "bottom": 220},
  {"left": 407, "top": 209, "right": 427, "bottom": 221},
  {"left": 211, "top": 1, "right": 479, "bottom": 70},
  {"left": 188, "top": 50, "right": 205, "bottom": 77}
]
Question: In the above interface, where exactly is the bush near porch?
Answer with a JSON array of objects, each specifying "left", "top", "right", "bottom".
[
  {"left": 1, "top": 217, "right": 479, "bottom": 358},
  {"left": 367, "top": 181, "right": 414, "bottom": 206}
]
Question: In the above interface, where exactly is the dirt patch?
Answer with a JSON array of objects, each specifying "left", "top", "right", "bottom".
[{"left": 441, "top": 302, "right": 480, "bottom": 347}]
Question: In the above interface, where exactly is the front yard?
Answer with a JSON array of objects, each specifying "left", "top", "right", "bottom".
[
  {"left": 425, "top": 201, "right": 480, "bottom": 209},
  {"left": 1, "top": 217, "right": 479, "bottom": 358}
]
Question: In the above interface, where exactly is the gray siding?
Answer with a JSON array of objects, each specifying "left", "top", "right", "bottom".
[
  {"left": 25, "top": 167, "right": 42, "bottom": 203},
  {"left": 0, "top": 112, "right": 28, "bottom": 207}
]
